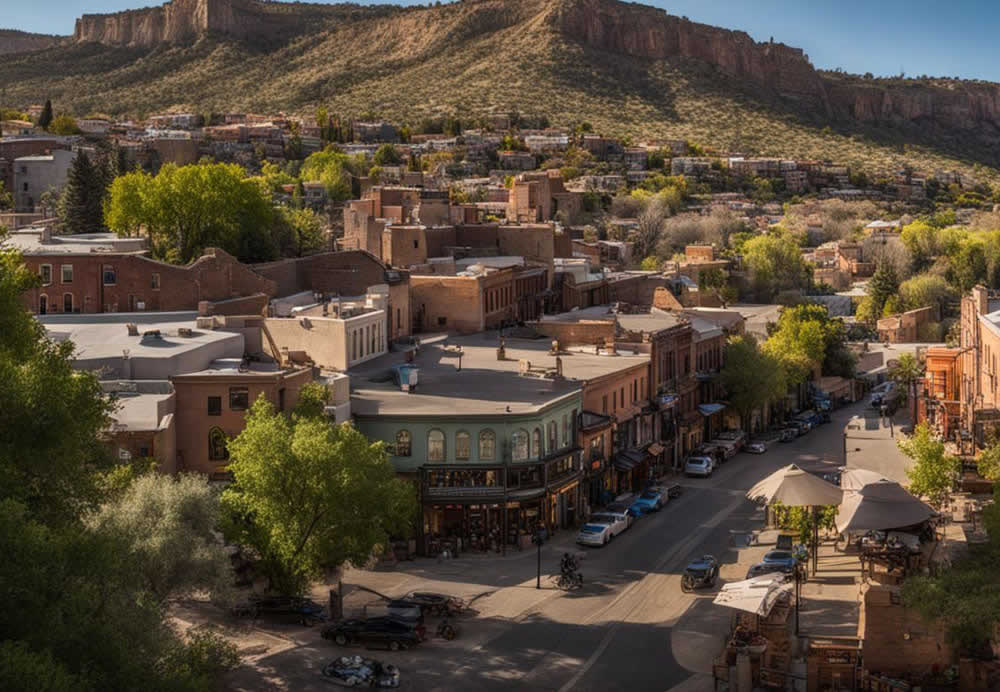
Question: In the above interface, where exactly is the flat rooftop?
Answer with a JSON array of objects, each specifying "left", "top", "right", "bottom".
[
  {"left": 349, "top": 332, "right": 650, "bottom": 417},
  {"left": 8, "top": 229, "right": 149, "bottom": 255}
]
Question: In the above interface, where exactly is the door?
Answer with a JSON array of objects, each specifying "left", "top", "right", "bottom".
[{"left": 38, "top": 295, "right": 47, "bottom": 314}]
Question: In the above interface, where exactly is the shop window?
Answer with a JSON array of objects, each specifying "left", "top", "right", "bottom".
[
  {"left": 208, "top": 427, "right": 229, "bottom": 461},
  {"left": 40, "top": 264, "right": 52, "bottom": 285},
  {"left": 455, "top": 431, "right": 471, "bottom": 460},
  {"left": 479, "top": 430, "right": 495, "bottom": 460},
  {"left": 396, "top": 430, "right": 411, "bottom": 456},
  {"left": 61, "top": 264, "right": 73, "bottom": 283},
  {"left": 207, "top": 396, "right": 222, "bottom": 416},
  {"left": 532, "top": 428, "right": 542, "bottom": 459},
  {"left": 428, "top": 429, "right": 445, "bottom": 462},
  {"left": 229, "top": 387, "right": 249, "bottom": 411},
  {"left": 512, "top": 429, "right": 529, "bottom": 461}
]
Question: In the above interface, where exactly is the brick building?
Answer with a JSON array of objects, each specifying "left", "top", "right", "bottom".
[
  {"left": 919, "top": 346, "right": 962, "bottom": 442},
  {"left": 876, "top": 305, "right": 938, "bottom": 343}
]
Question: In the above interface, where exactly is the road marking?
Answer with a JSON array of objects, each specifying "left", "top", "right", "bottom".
[{"left": 557, "top": 491, "right": 747, "bottom": 692}]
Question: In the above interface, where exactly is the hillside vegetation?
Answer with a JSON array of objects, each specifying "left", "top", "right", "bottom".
[{"left": 1, "top": 0, "right": 998, "bottom": 181}]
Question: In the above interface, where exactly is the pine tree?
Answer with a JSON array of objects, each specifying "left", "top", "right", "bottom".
[
  {"left": 38, "top": 99, "right": 53, "bottom": 130},
  {"left": 58, "top": 151, "right": 105, "bottom": 234},
  {"left": 868, "top": 261, "right": 900, "bottom": 316}
]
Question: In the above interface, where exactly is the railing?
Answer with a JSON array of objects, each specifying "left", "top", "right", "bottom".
[{"left": 424, "top": 486, "right": 504, "bottom": 498}]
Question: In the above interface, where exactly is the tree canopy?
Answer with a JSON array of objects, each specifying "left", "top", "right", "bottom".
[
  {"left": 742, "top": 233, "right": 812, "bottom": 301},
  {"left": 763, "top": 303, "right": 855, "bottom": 384},
  {"left": 222, "top": 391, "right": 417, "bottom": 595},
  {"left": 105, "top": 162, "right": 279, "bottom": 264},
  {"left": 898, "top": 422, "right": 960, "bottom": 508},
  {"left": 58, "top": 151, "right": 106, "bottom": 235},
  {"left": 721, "top": 335, "right": 787, "bottom": 430}
]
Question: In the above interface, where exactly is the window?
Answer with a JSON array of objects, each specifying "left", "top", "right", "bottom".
[
  {"left": 102, "top": 265, "right": 117, "bottom": 286},
  {"left": 512, "top": 429, "right": 529, "bottom": 461},
  {"left": 562, "top": 414, "right": 569, "bottom": 446},
  {"left": 229, "top": 387, "right": 249, "bottom": 411},
  {"left": 428, "top": 429, "right": 445, "bottom": 462},
  {"left": 437, "top": 316, "right": 447, "bottom": 326},
  {"left": 39, "top": 264, "right": 52, "bottom": 285},
  {"left": 63, "top": 293, "right": 73, "bottom": 313},
  {"left": 455, "top": 431, "right": 471, "bottom": 460},
  {"left": 548, "top": 421, "right": 557, "bottom": 452},
  {"left": 208, "top": 427, "right": 229, "bottom": 461},
  {"left": 532, "top": 428, "right": 542, "bottom": 459},
  {"left": 602, "top": 395, "right": 608, "bottom": 414},
  {"left": 570, "top": 409, "right": 577, "bottom": 442},
  {"left": 61, "top": 264, "right": 73, "bottom": 283},
  {"left": 151, "top": 273, "right": 160, "bottom": 290},
  {"left": 395, "top": 430, "right": 412, "bottom": 456},
  {"left": 278, "top": 388, "right": 285, "bottom": 411},
  {"left": 479, "top": 430, "right": 495, "bottom": 461},
  {"left": 396, "top": 308, "right": 401, "bottom": 330},
  {"left": 207, "top": 396, "right": 222, "bottom": 416},
  {"left": 413, "top": 239, "right": 419, "bottom": 249}
]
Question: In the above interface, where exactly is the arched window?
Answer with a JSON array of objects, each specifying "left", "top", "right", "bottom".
[
  {"left": 548, "top": 421, "right": 557, "bottom": 453},
  {"left": 479, "top": 430, "right": 495, "bottom": 461},
  {"left": 455, "top": 431, "right": 471, "bottom": 460},
  {"left": 512, "top": 429, "right": 529, "bottom": 462},
  {"left": 395, "top": 430, "right": 411, "bottom": 457},
  {"left": 532, "top": 428, "right": 542, "bottom": 459},
  {"left": 428, "top": 429, "right": 445, "bottom": 462},
  {"left": 208, "top": 427, "right": 229, "bottom": 461}
]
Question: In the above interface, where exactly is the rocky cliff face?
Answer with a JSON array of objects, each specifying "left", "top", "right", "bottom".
[
  {"left": 554, "top": 0, "right": 1000, "bottom": 132},
  {"left": 0, "top": 30, "right": 65, "bottom": 55},
  {"left": 73, "top": 0, "right": 307, "bottom": 47}
]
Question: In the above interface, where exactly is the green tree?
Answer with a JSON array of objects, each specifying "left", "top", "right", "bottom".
[
  {"left": 640, "top": 256, "right": 660, "bottom": 271},
  {"left": 299, "top": 149, "right": 357, "bottom": 201},
  {"left": 721, "top": 335, "right": 787, "bottom": 431},
  {"left": 742, "top": 233, "right": 811, "bottom": 301},
  {"left": 58, "top": 151, "right": 105, "bottom": 234},
  {"left": 275, "top": 206, "right": 326, "bottom": 258},
  {"left": 867, "top": 261, "right": 900, "bottom": 317},
  {"left": 105, "top": 162, "right": 278, "bottom": 263},
  {"left": 763, "top": 304, "right": 854, "bottom": 383},
  {"left": 0, "top": 186, "right": 12, "bottom": 211},
  {"left": 221, "top": 395, "right": 417, "bottom": 595},
  {"left": 372, "top": 143, "right": 402, "bottom": 166},
  {"left": 37, "top": 99, "right": 53, "bottom": 130},
  {"left": 48, "top": 114, "right": 79, "bottom": 136},
  {"left": 898, "top": 422, "right": 960, "bottom": 508},
  {"left": 899, "top": 273, "right": 957, "bottom": 314}
]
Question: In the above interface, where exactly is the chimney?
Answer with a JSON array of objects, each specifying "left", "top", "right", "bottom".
[
  {"left": 604, "top": 337, "right": 617, "bottom": 355},
  {"left": 550, "top": 339, "right": 560, "bottom": 354},
  {"left": 555, "top": 356, "right": 563, "bottom": 378},
  {"left": 973, "top": 285, "right": 989, "bottom": 316}
]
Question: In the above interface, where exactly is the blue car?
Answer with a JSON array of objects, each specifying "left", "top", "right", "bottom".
[
  {"left": 607, "top": 501, "right": 645, "bottom": 519},
  {"left": 760, "top": 549, "right": 798, "bottom": 575},
  {"left": 633, "top": 489, "right": 665, "bottom": 513}
]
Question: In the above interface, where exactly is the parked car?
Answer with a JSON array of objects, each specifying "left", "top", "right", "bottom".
[
  {"left": 684, "top": 456, "right": 713, "bottom": 478},
  {"left": 589, "top": 511, "right": 631, "bottom": 534},
  {"left": 745, "top": 562, "right": 780, "bottom": 580},
  {"left": 398, "top": 592, "right": 466, "bottom": 616},
  {"left": 794, "top": 411, "right": 823, "bottom": 428},
  {"left": 779, "top": 427, "right": 798, "bottom": 442},
  {"left": 607, "top": 499, "right": 646, "bottom": 519},
  {"left": 745, "top": 441, "right": 767, "bottom": 454},
  {"left": 321, "top": 656, "right": 400, "bottom": 688},
  {"left": 760, "top": 550, "right": 798, "bottom": 574},
  {"left": 634, "top": 488, "right": 666, "bottom": 512},
  {"left": 716, "top": 429, "right": 747, "bottom": 449},
  {"left": 231, "top": 595, "right": 326, "bottom": 626},
  {"left": 322, "top": 617, "right": 425, "bottom": 651},
  {"left": 377, "top": 601, "right": 423, "bottom": 625},
  {"left": 694, "top": 443, "right": 726, "bottom": 466},
  {"left": 576, "top": 522, "right": 613, "bottom": 546},
  {"left": 709, "top": 439, "right": 740, "bottom": 459},
  {"left": 665, "top": 483, "right": 684, "bottom": 499},
  {"left": 870, "top": 382, "right": 900, "bottom": 410}
]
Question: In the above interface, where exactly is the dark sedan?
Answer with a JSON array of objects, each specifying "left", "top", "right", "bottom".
[
  {"left": 760, "top": 550, "right": 798, "bottom": 574},
  {"left": 322, "top": 617, "right": 425, "bottom": 651},
  {"left": 231, "top": 595, "right": 326, "bottom": 626}
]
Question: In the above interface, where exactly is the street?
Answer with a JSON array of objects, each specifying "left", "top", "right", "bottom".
[{"left": 227, "top": 401, "right": 907, "bottom": 692}]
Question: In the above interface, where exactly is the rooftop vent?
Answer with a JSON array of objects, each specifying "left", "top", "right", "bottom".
[
  {"left": 126, "top": 323, "right": 139, "bottom": 336},
  {"left": 178, "top": 327, "right": 194, "bottom": 338},
  {"left": 140, "top": 330, "right": 163, "bottom": 342}
]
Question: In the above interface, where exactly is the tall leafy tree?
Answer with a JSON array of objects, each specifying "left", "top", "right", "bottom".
[
  {"left": 37, "top": 99, "right": 53, "bottom": 130},
  {"left": 721, "top": 335, "right": 787, "bottom": 431},
  {"left": 898, "top": 422, "right": 960, "bottom": 508},
  {"left": 222, "top": 390, "right": 417, "bottom": 595},
  {"left": 58, "top": 151, "right": 106, "bottom": 235},
  {"left": 742, "top": 233, "right": 812, "bottom": 301},
  {"left": 867, "top": 261, "right": 900, "bottom": 317}
]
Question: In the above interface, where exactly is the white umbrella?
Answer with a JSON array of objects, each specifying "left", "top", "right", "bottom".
[
  {"left": 840, "top": 468, "right": 889, "bottom": 492},
  {"left": 747, "top": 464, "right": 844, "bottom": 506},
  {"left": 835, "top": 480, "right": 934, "bottom": 534},
  {"left": 713, "top": 573, "right": 792, "bottom": 616}
]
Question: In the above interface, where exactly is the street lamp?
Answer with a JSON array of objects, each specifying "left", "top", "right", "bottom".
[{"left": 532, "top": 527, "right": 545, "bottom": 589}]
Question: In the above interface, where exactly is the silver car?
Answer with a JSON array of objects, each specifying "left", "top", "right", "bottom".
[{"left": 685, "top": 456, "right": 713, "bottom": 477}]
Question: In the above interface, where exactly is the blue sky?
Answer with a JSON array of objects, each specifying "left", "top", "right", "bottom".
[{"left": 9, "top": 0, "right": 1000, "bottom": 82}]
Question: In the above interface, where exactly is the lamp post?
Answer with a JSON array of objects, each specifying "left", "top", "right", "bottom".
[
  {"left": 794, "top": 563, "right": 801, "bottom": 636},
  {"left": 532, "top": 528, "right": 545, "bottom": 589}
]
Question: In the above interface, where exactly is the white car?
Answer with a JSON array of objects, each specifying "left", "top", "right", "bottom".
[
  {"left": 716, "top": 430, "right": 747, "bottom": 449},
  {"left": 576, "top": 522, "right": 613, "bottom": 546},
  {"left": 746, "top": 441, "right": 767, "bottom": 454},
  {"left": 589, "top": 511, "right": 631, "bottom": 534},
  {"left": 685, "top": 456, "right": 714, "bottom": 477}
]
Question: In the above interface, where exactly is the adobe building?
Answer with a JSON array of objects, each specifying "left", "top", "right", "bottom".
[{"left": 876, "top": 305, "right": 939, "bottom": 343}]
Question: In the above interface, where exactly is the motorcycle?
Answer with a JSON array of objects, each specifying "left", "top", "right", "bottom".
[
  {"left": 680, "top": 555, "right": 720, "bottom": 592},
  {"left": 557, "top": 570, "right": 584, "bottom": 590}
]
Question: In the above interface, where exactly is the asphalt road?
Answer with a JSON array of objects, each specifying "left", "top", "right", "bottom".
[{"left": 230, "top": 402, "right": 884, "bottom": 692}]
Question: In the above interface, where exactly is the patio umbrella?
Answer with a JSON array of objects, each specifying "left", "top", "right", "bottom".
[
  {"left": 835, "top": 480, "right": 934, "bottom": 534},
  {"left": 713, "top": 573, "right": 791, "bottom": 616},
  {"left": 840, "top": 468, "right": 889, "bottom": 492},
  {"left": 746, "top": 464, "right": 844, "bottom": 506}
]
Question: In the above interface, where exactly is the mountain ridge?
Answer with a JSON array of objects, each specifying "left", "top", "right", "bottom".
[{"left": 2, "top": 0, "right": 998, "bottom": 176}]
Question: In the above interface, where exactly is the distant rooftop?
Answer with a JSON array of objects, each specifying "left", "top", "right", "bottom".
[
  {"left": 349, "top": 332, "right": 649, "bottom": 418},
  {"left": 7, "top": 229, "right": 148, "bottom": 256}
]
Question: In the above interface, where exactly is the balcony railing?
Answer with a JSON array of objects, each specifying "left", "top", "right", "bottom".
[{"left": 424, "top": 486, "right": 505, "bottom": 499}]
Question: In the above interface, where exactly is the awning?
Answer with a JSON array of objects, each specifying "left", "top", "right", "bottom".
[
  {"left": 712, "top": 573, "right": 792, "bottom": 616},
  {"left": 648, "top": 443, "right": 665, "bottom": 456},
  {"left": 613, "top": 449, "right": 647, "bottom": 471},
  {"left": 613, "top": 457, "right": 637, "bottom": 472},
  {"left": 698, "top": 403, "right": 726, "bottom": 417}
]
